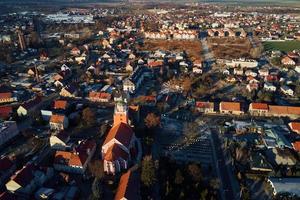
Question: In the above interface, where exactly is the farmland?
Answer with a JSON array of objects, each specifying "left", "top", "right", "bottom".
[{"left": 263, "top": 41, "right": 300, "bottom": 52}]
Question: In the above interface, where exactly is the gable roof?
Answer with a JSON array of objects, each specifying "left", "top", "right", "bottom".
[
  {"left": 220, "top": 102, "right": 242, "bottom": 111},
  {"left": 289, "top": 122, "right": 300, "bottom": 134},
  {"left": 54, "top": 100, "right": 68, "bottom": 110},
  {"left": 0, "top": 156, "right": 13, "bottom": 171},
  {"left": 0, "top": 106, "right": 12, "bottom": 119},
  {"left": 10, "top": 164, "right": 34, "bottom": 187},
  {"left": 115, "top": 170, "right": 140, "bottom": 200},
  {"left": 250, "top": 103, "right": 269, "bottom": 110},
  {"left": 50, "top": 114, "right": 66, "bottom": 124},
  {"left": 104, "top": 144, "right": 129, "bottom": 161},
  {"left": 0, "top": 92, "right": 12, "bottom": 99},
  {"left": 103, "top": 123, "right": 134, "bottom": 147}
]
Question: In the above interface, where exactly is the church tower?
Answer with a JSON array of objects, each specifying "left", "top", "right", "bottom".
[{"left": 113, "top": 101, "right": 129, "bottom": 126}]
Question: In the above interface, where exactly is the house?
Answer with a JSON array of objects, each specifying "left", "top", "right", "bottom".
[
  {"left": 70, "top": 47, "right": 81, "bottom": 56},
  {"left": 249, "top": 103, "right": 269, "bottom": 116},
  {"left": 54, "top": 100, "right": 68, "bottom": 110},
  {"left": 49, "top": 114, "right": 69, "bottom": 130},
  {"left": 195, "top": 101, "right": 215, "bottom": 113},
  {"left": 17, "top": 96, "right": 42, "bottom": 117},
  {"left": 249, "top": 152, "right": 272, "bottom": 173},
  {"left": 268, "top": 178, "right": 300, "bottom": 197},
  {"left": 123, "top": 66, "right": 151, "bottom": 94},
  {"left": 89, "top": 92, "right": 112, "bottom": 103},
  {"left": 0, "top": 92, "right": 16, "bottom": 104},
  {"left": 268, "top": 105, "right": 300, "bottom": 118},
  {"left": 6, "top": 164, "right": 53, "bottom": 195},
  {"left": 289, "top": 122, "right": 300, "bottom": 134},
  {"left": 219, "top": 102, "right": 244, "bottom": 115},
  {"left": 138, "top": 95, "right": 157, "bottom": 106},
  {"left": 0, "top": 121, "right": 19, "bottom": 147},
  {"left": 60, "top": 85, "right": 77, "bottom": 98},
  {"left": 280, "top": 86, "right": 294, "bottom": 96},
  {"left": 233, "top": 68, "right": 243, "bottom": 75},
  {"left": 102, "top": 102, "right": 139, "bottom": 175},
  {"left": 0, "top": 156, "right": 16, "bottom": 187},
  {"left": 114, "top": 170, "right": 140, "bottom": 200},
  {"left": 246, "top": 82, "right": 259, "bottom": 92},
  {"left": 264, "top": 82, "right": 276, "bottom": 92},
  {"left": 292, "top": 141, "right": 300, "bottom": 152},
  {"left": 50, "top": 131, "right": 70, "bottom": 150},
  {"left": 0, "top": 106, "right": 13, "bottom": 120},
  {"left": 258, "top": 68, "right": 269, "bottom": 77},
  {"left": 281, "top": 56, "right": 296, "bottom": 66},
  {"left": 271, "top": 148, "right": 296, "bottom": 166},
  {"left": 192, "top": 66, "right": 202, "bottom": 74},
  {"left": 54, "top": 140, "right": 96, "bottom": 174}
]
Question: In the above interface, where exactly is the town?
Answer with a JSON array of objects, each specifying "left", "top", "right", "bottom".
[{"left": 0, "top": 1, "right": 300, "bottom": 200}]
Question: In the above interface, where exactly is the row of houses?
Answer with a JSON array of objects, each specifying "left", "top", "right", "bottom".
[
  {"left": 144, "top": 29, "right": 198, "bottom": 40},
  {"left": 195, "top": 101, "right": 300, "bottom": 118}
]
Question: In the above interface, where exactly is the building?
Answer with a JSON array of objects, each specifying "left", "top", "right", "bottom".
[
  {"left": 0, "top": 106, "right": 13, "bottom": 120},
  {"left": 268, "top": 178, "right": 300, "bottom": 196},
  {"left": 0, "top": 156, "right": 16, "bottom": 187},
  {"left": 280, "top": 86, "right": 294, "bottom": 96},
  {"left": 88, "top": 92, "right": 112, "bottom": 102},
  {"left": 114, "top": 170, "right": 140, "bottom": 200},
  {"left": 49, "top": 114, "right": 69, "bottom": 130},
  {"left": 54, "top": 100, "right": 68, "bottom": 110},
  {"left": 0, "top": 92, "right": 16, "bottom": 104},
  {"left": 50, "top": 131, "right": 70, "bottom": 150},
  {"left": 249, "top": 103, "right": 269, "bottom": 116},
  {"left": 195, "top": 101, "right": 215, "bottom": 113},
  {"left": 264, "top": 82, "right": 276, "bottom": 92},
  {"left": 219, "top": 102, "right": 244, "bottom": 115},
  {"left": 123, "top": 66, "right": 151, "bottom": 94},
  {"left": 17, "top": 96, "right": 42, "bottom": 117},
  {"left": 289, "top": 122, "right": 300, "bottom": 134},
  {"left": 102, "top": 101, "right": 139, "bottom": 175},
  {"left": 0, "top": 121, "right": 19, "bottom": 147},
  {"left": 54, "top": 140, "right": 96, "bottom": 174},
  {"left": 60, "top": 85, "right": 77, "bottom": 98},
  {"left": 281, "top": 56, "right": 296, "bottom": 66}
]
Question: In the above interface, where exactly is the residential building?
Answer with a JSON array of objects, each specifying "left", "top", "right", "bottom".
[
  {"left": 60, "top": 85, "right": 77, "bottom": 98},
  {"left": 281, "top": 56, "right": 296, "bottom": 66},
  {"left": 219, "top": 102, "right": 244, "bottom": 115},
  {"left": 264, "top": 82, "right": 276, "bottom": 92},
  {"left": 89, "top": 92, "right": 112, "bottom": 102},
  {"left": 54, "top": 140, "right": 96, "bottom": 174},
  {"left": 49, "top": 114, "right": 69, "bottom": 130},
  {"left": 195, "top": 101, "right": 215, "bottom": 113},
  {"left": 0, "top": 121, "right": 19, "bottom": 147},
  {"left": 249, "top": 103, "right": 269, "bottom": 116},
  {"left": 280, "top": 86, "right": 294, "bottom": 96},
  {"left": 268, "top": 178, "right": 300, "bottom": 197},
  {"left": 0, "top": 92, "right": 16, "bottom": 104},
  {"left": 289, "top": 122, "right": 300, "bottom": 134},
  {"left": 50, "top": 131, "right": 70, "bottom": 150}
]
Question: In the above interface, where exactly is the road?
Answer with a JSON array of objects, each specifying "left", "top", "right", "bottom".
[{"left": 211, "top": 128, "right": 240, "bottom": 200}]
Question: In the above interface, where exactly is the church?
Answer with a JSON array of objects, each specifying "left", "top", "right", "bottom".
[{"left": 101, "top": 100, "right": 139, "bottom": 175}]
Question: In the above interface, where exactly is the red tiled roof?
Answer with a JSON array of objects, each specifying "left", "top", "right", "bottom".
[
  {"left": 220, "top": 102, "right": 241, "bottom": 111},
  {"left": 268, "top": 105, "right": 288, "bottom": 114},
  {"left": 103, "top": 123, "right": 134, "bottom": 148},
  {"left": 292, "top": 141, "right": 300, "bottom": 152},
  {"left": 54, "top": 100, "right": 68, "bottom": 110},
  {"left": 115, "top": 170, "right": 140, "bottom": 200},
  {"left": 195, "top": 101, "right": 213, "bottom": 108},
  {"left": 0, "top": 106, "right": 12, "bottom": 119},
  {"left": 289, "top": 122, "right": 300, "bottom": 134},
  {"left": 148, "top": 60, "right": 163, "bottom": 68},
  {"left": 250, "top": 103, "right": 269, "bottom": 110},
  {"left": 50, "top": 114, "right": 66, "bottom": 123},
  {"left": 89, "top": 92, "right": 111, "bottom": 100},
  {"left": 0, "top": 92, "right": 12, "bottom": 99}
]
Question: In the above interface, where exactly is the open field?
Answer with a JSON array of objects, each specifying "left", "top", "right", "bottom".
[
  {"left": 138, "top": 39, "right": 203, "bottom": 61},
  {"left": 263, "top": 41, "right": 300, "bottom": 52},
  {"left": 207, "top": 37, "right": 252, "bottom": 59}
]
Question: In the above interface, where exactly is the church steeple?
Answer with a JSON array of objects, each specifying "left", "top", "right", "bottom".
[{"left": 113, "top": 101, "right": 128, "bottom": 126}]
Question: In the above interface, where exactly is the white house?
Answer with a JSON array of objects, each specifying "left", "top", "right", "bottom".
[
  {"left": 281, "top": 86, "right": 294, "bottom": 96},
  {"left": 264, "top": 82, "right": 276, "bottom": 92}
]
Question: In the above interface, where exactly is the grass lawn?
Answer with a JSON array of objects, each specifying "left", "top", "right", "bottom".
[{"left": 263, "top": 41, "right": 300, "bottom": 52}]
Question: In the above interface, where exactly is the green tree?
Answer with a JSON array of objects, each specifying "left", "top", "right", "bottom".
[
  {"left": 144, "top": 113, "right": 160, "bottom": 129},
  {"left": 141, "top": 156, "right": 156, "bottom": 187},
  {"left": 82, "top": 107, "right": 95, "bottom": 126},
  {"left": 174, "top": 169, "right": 184, "bottom": 185},
  {"left": 200, "top": 189, "right": 208, "bottom": 200},
  {"left": 187, "top": 164, "right": 203, "bottom": 182}
]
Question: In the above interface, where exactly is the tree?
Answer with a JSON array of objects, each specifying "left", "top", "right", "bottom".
[
  {"left": 89, "top": 160, "right": 104, "bottom": 179},
  {"left": 187, "top": 164, "right": 202, "bottom": 182},
  {"left": 209, "top": 178, "right": 221, "bottom": 191},
  {"left": 200, "top": 189, "right": 208, "bottom": 200},
  {"left": 182, "top": 77, "right": 192, "bottom": 93},
  {"left": 141, "top": 156, "right": 156, "bottom": 187},
  {"left": 92, "top": 177, "right": 103, "bottom": 199},
  {"left": 144, "top": 113, "right": 160, "bottom": 129},
  {"left": 250, "top": 46, "right": 263, "bottom": 59},
  {"left": 82, "top": 107, "right": 95, "bottom": 126},
  {"left": 174, "top": 169, "right": 184, "bottom": 185}
]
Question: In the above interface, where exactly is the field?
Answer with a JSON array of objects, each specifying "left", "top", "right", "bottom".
[
  {"left": 138, "top": 39, "right": 203, "bottom": 61},
  {"left": 263, "top": 41, "right": 300, "bottom": 52},
  {"left": 207, "top": 37, "right": 253, "bottom": 59}
]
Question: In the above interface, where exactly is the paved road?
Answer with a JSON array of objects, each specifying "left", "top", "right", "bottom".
[{"left": 211, "top": 128, "right": 240, "bottom": 200}]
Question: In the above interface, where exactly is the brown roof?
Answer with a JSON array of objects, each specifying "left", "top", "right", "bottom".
[
  {"left": 292, "top": 141, "right": 300, "bottom": 152},
  {"left": 0, "top": 156, "right": 13, "bottom": 171},
  {"left": 89, "top": 92, "right": 111, "bottom": 100},
  {"left": 268, "top": 105, "right": 288, "bottom": 115},
  {"left": 103, "top": 123, "right": 134, "bottom": 147},
  {"left": 287, "top": 106, "right": 300, "bottom": 115},
  {"left": 54, "top": 100, "right": 68, "bottom": 110},
  {"left": 0, "top": 92, "right": 12, "bottom": 99},
  {"left": 10, "top": 164, "right": 34, "bottom": 187},
  {"left": 196, "top": 101, "right": 214, "bottom": 108},
  {"left": 115, "top": 170, "right": 140, "bottom": 200},
  {"left": 0, "top": 106, "right": 12, "bottom": 119},
  {"left": 50, "top": 114, "right": 66, "bottom": 123},
  {"left": 250, "top": 103, "right": 269, "bottom": 110},
  {"left": 220, "top": 102, "right": 241, "bottom": 111},
  {"left": 289, "top": 122, "right": 300, "bottom": 134},
  {"left": 104, "top": 144, "right": 129, "bottom": 161}
]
